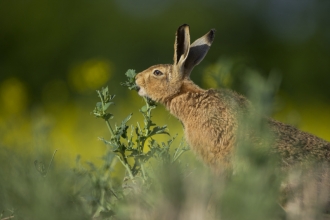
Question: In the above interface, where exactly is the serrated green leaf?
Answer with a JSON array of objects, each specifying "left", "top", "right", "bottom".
[
  {"left": 96, "top": 102, "right": 102, "bottom": 109},
  {"left": 125, "top": 69, "right": 136, "bottom": 79},
  {"left": 122, "top": 69, "right": 139, "bottom": 91},
  {"left": 122, "top": 114, "right": 132, "bottom": 124},
  {"left": 135, "top": 127, "right": 140, "bottom": 136},
  {"left": 104, "top": 102, "right": 114, "bottom": 111},
  {"left": 120, "top": 126, "right": 129, "bottom": 139},
  {"left": 150, "top": 122, "right": 156, "bottom": 126},
  {"left": 102, "top": 86, "right": 109, "bottom": 95},
  {"left": 110, "top": 94, "right": 116, "bottom": 100},
  {"left": 129, "top": 85, "right": 138, "bottom": 90},
  {"left": 148, "top": 126, "right": 169, "bottom": 137}
]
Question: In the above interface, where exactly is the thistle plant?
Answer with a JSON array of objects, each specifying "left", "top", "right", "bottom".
[
  {"left": 85, "top": 69, "right": 190, "bottom": 217},
  {"left": 92, "top": 69, "right": 188, "bottom": 181}
]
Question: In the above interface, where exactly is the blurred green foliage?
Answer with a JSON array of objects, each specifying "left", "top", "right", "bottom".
[
  {"left": 0, "top": 70, "right": 285, "bottom": 219},
  {"left": 1, "top": 1, "right": 330, "bottom": 219}
]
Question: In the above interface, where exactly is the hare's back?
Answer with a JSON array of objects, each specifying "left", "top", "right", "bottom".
[
  {"left": 210, "top": 88, "right": 252, "bottom": 115},
  {"left": 268, "top": 119, "right": 330, "bottom": 165}
]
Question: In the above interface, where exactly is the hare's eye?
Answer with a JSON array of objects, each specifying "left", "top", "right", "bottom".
[{"left": 153, "top": 70, "right": 163, "bottom": 76}]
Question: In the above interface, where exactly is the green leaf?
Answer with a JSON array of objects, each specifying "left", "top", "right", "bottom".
[
  {"left": 114, "top": 114, "right": 133, "bottom": 139},
  {"left": 96, "top": 102, "right": 102, "bottom": 110},
  {"left": 103, "top": 102, "right": 114, "bottom": 111},
  {"left": 140, "top": 105, "right": 147, "bottom": 112},
  {"left": 122, "top": 69, "right": 139, "bottom": 91},
  {"left": 103, "top": 113, "right": 113, "bottom": 120},
  {"left": 125, "top": 69, "right": 136, "bottom": 80},
  {"left": 109, "top": 94, "right": 116, "bottom": 100},
  {"left": 148, "top": 125, "right": 169, "bottom": 137},
  {"left": 102, "top": 86, "right": 109, "bottom": 96},
  {"left": 122, "top": 114, "right": 132, "bottom": 124},
  {"left": 111, "top": 144, "right": 120, "bottom": 152}
]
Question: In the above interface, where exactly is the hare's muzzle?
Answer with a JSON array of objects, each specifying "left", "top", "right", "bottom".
[
  {"left": 135, "top": 75, "right": 146, "bottom": 96},
  {"left": 135, "top": 84, "right": 147, "bottom": 97},
  {"left": 136, "top": 85, "right": 140, "bottom": 92},
  {"left": 135, "top": 85, "right": 145, "bottom": 96}
]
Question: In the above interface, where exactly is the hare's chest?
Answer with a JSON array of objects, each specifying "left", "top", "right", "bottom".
[
  {"left": 183, "top": 117, "right": 216, "bottom": 152},
  {"left": 183, "top": 105, "right": 237, "bottom": 154},
  {"left": 184, "top": 122, "right": 212, "bottom": 161},
  {"left": 184, "top": 121, "right": 233, "bottom": 170}
]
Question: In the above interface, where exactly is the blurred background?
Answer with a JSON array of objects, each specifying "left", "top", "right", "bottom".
[{"left": 1, "top": 0, "right": 330, "bottom": 165}]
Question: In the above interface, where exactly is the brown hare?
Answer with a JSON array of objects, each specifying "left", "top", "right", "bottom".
[{"left": 135, "top": 24, "right": 330, "bottom": 172}]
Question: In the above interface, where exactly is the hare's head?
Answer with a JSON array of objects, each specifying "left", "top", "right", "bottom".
[{"left": 135, "top": 24, "right": 215, "bottom": 103}]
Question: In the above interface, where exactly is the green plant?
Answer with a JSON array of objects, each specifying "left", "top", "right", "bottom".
[
  {"left": 81, "top": 69, "right": 189, "bottom": 218},
  {"left": 34, "top": 149, "right": 58, "bottom": 177},
  {"left": 93, "top": 69, "right": 189, "bottom": 179}
]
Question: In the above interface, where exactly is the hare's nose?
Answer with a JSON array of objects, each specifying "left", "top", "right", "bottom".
[{"left": 136, "top": 85, "right": 140, "bottom": 91}]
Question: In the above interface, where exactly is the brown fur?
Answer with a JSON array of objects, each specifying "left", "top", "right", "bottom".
[
  {"left": 135, "top": 24, "right": 330, "bottom": 173},
  {"left": 269, "top": 119, "right": 330, "bottom": 167}
]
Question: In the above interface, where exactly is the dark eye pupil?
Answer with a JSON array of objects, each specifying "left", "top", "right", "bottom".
[{"left": 154, "top": 70, "right": 162, "bottom": 76}]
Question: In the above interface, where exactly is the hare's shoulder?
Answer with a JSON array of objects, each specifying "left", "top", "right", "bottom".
[{"left": 206, "top": 88, "right": 252, "bottom": 113}]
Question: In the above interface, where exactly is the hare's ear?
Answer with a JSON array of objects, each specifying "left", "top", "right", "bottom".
[
  {"left": 172, "top": 24, "right": 190, "bottom": 79},
  {"left": 184, "top": 29, "right": 215, "bottom": 78}
]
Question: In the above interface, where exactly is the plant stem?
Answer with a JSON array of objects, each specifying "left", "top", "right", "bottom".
[
  {"left": 98, "top": 89, "right": 134, "bottom": 179},
  {"left": 45, "top": 149, "right": 58, "bottom": 176},
  {"left": 97, "top": 89, "right": 115, "bottom": 137},
  {"left": 92, "top": 189, "right": 105, "bottom": 218},
  {"left": 116, "top": 155, "right": 134, "bottom": 180},
  {"left": 109, "top": 187, "right": 119, "bottom": 200},
  {"left": 97, "top": 90, "right": 107, "bottom": 117},
  {"left": 105, "top": 120, "right": 115, "bottom": 137},
  {"left": 172, "top": 148, "right": 185, "bottom": 163},
  {"left": 143, "top": 97, "right": 149, "bottom": 110},
  {"left": 139, "top": 159, "right": 146, "bottom": 180}
]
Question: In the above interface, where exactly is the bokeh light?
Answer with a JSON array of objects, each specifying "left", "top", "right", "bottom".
[
  {"left": 68, "top": 59, "right": 112, "bottom": 93},
  {"left": 0, "top": 78, "right": 28, "bottom": 116}
]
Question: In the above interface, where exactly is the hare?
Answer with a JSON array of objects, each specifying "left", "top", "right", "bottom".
[{"left": 135, "top": 24, "right": 330, "bottom": 172}]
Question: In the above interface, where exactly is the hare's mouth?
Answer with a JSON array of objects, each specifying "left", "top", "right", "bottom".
[
  {"left": 136, "top": 85, "right": 140, "bottom": 92},
  {"left": 137, "top": 86, "right": 147, "bottom": 97}
]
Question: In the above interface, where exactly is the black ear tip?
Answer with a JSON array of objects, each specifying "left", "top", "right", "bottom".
[
  {"left": 208, "top": 29, "right": 216, "bottom": 43},
  {"left": 178, "top": 24, "right": 189, "bottom": 30}
]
